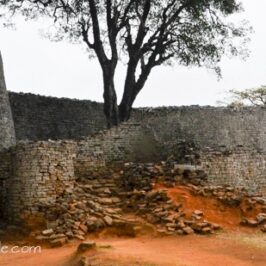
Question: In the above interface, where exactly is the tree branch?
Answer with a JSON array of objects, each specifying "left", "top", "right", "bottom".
[
  {"left": 88, "top": 0, "right": 108, "bottom": 65},
  {"left": 79, "top": 19, "right": 94, "bottom": 49},
  {"left": 106, "top": 0, "right": 118, "bottom": 63}
]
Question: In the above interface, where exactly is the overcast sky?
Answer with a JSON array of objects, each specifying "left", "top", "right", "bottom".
[{"left": 0, "top": 1, "right": 265, "bottom": 107}]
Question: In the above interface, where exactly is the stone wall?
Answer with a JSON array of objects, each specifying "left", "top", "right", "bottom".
[
  {"left": 9, "top": 92, "right": 266, "bottom": 156},
  {"left": 0, "top": 123, "right": 159, "bottom": 223},
  {"left": 75, "top": 123, "right": 160, "bottom": 178},
  {"left": 9, "top": 92, "right": 105, "bottom": 141},
  {"left": 1, "top": 125, "right": 266, "bottom": 224},
  {"left": 2, "top": 92, "right": 266, "bottom": 223},
  {"left": 0, "top": 54, "right": 16, "bottom": 150},
  {"left": 132, "top": 106, "right": 266, "bottom": 153},
  {"left": 200, "top": 149, "right": 266, "bottom": 194},
  {"left": 0, "top": 141, "right": 76, "bottom": 223},
  {"left": 0, "top": 149, "right": 12, "bottom": 220}
]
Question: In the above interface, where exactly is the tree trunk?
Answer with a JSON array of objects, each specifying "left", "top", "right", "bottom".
[
  {"left": 102, "top": 56, "right": 152, "bottom": 127},
  {"left": 119, "top": 85, "right": 136, "bottom": 122},
  {"left": 102, "top": 67, "right": 119, "bottom": 128},
  {"left": 119, "top": 59, "right": 138, "bottom": 122},
  {"left": 119, "top": 62, "right": 154, "bottom": 122}
]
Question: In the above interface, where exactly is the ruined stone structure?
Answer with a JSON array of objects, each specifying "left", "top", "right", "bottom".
[
  {"left": 8, "top": 92, "right": 266, "bottom": 154},
  {"left": 133, "top": 107, "right": 266, "bottom": 192},
  {"left": 0, "top": 123, "right": 159, "bottom": 222},
  {"left": 0, "top": 141, "right": 76, "bottom": 222},
  {"left": 0, "top": 58, "right": 266, "bottom": 223},
  {"left": 0, "top": 53, "right": 15, "bottom": 150}
]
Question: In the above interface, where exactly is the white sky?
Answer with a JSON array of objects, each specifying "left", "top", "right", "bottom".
[{"left": 0, "top": 0, "right": 266, "bottom": 107}]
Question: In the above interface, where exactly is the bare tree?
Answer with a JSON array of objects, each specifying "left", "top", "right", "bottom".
[{"left": 1, "top": 0, "right": 250, "bottom": 127}]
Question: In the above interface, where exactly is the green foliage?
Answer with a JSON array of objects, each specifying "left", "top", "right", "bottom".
[
  {"left": 1, "top": 0, "right": 251, "bottom": 73},
  {"left": 0, "top": 0, "right": 252, "bottom": 124}
]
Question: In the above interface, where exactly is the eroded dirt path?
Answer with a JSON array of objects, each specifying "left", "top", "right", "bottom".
[{"left": 0, "top": 233, "right": 266, "bottom": 266}]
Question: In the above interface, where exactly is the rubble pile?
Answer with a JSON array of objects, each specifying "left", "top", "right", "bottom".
[
  {"left": 120, "top": 161, "right": 207, "bottom": 191},
  {"left": 193, "top": 185, "right": 248, "bottom": 206},
  {"left": 240, "top": 197, "right": 266, "bottom": 232},
  {"left": 119, "top": 162, "right": 221, "bottom": 235},
  {"left": 122, "top": 189, "right": 221, "bottom": 235},
  {"left": 120, "top": 162, "right": 266, "bottom": 235},
  {"left": 28, "top": 160, "right": 266, "bottom": 247},
  {"left": 34, "top": 168, "right": 126, "bottom": 247},
  {"left": 188, "top": 185, "right": 266, "bottom": 232}
]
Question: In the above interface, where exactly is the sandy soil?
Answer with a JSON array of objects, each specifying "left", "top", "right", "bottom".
[{"left": 0, "top": 233, "right": 266, "bottom": 266}]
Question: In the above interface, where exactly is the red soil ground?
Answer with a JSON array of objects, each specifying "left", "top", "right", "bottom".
[
  {"left": 0, "top": 234, "right": 266, "bottom": 266},
  {"left": 1, "top": 185, "right": 265, "bottom": 266},
  {"left": 154, "top": 184, "right": 263, "bottom": 232}
]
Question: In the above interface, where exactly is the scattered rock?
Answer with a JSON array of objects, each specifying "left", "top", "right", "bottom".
[
  {"left": 77, "top": 241, "right": 96, "bottom": 252},
  {"left": 261, "top": 224, "right": 266, "bottom": 233},
  {"left": 27, "top": 161, "right": 266, "bottom": 247},
  {"left": 42, "top": 229, "right": 54, "bottom": 236},
  {"left": 80, "top": 224, "right": 88, "bottom": 234},
  {"left": 256, "top": 213, "right": 266, "bottom": 224},
  {"left": 50, "top": 237, "right": 67, "bottom": 248},
  {"left": 183, "top": 226, "right": 194, "bottom": 235},
  {"left": 201, "top": 227, "right": 212, "bottom": 234},
  {"left": 77, "top": 256, "right": 89, "bottom": 266},
  {"left": 75, "top": 234, "right": 85, "bottom": 241},
  {"left": 103, "top": 216, "right": 113, "bottom": 226},
  {"left": 241, "top": 218, "right": 259, "bottom": 227}
]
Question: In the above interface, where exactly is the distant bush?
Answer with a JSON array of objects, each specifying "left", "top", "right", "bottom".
[{"left": 229, "top": 85, "right": 266, "bottom": 106}]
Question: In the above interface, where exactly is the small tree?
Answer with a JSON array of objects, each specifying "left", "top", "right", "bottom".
[
  {"left": 1, "top": 0, "right": 250, "bottom": 127},
  {"left": 229, "top": 86, "right": 266, "bottom": 106}
]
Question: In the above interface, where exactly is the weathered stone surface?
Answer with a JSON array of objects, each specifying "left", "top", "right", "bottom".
[
  {"left": 193, "top": 210, "right": 203, "bottom": 216},
  {"left": 183, "top": 226, "right": 194, "bottom": 235},
  {"left": 241, "top": 218, "right": 259, "bottom": 227},
  {"left": 0, "top": 52, "right": 16, "bottom": 151},
  {"left": 77, "top": 256, "right": 89, "bottom": 266},
  {"left": 261, "top": 224, "right": 266, "bottom": 232},
  {"left": 3, "top": 88, "right": 266, "bottom": 195},
  {"left": 50, "top": 237, "right": 67, "bottom": 247},
  {"left": 1, "top": 146, "right": 266, "bottom": 246},
  {"left": 77, "top": 241, "right": 96, "bottom": 252},
  {"left": 74, "top": 235, "right": 85, "bottom": 241},
  {"left": 42, "top": 229, "right": 54, "bottom": 236},
  {"left": 256, "top": 213, "right": 266, "bottom": 224},
  {"left": 9, "top": 92, "right": 266, "bottom": 158},
  {"left": 0, "top": 140, "right": 76, "bottom": 222},
  {"left": 103, "top": 216, "right": 113, "bottom": 226}
]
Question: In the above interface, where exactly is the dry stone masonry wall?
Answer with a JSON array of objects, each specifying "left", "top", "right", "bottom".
[
  {"left": 132, "top": 107, "right": 266, "bottom": 193},
  {"left": 75, "top": 122, "right": 159, "bottom": 178},
  {"left": 9, "top": 92, "right": 266, "bottom": 154},
  {"left": 1, "top": 91, "right": 266, "bottom": 224},
  {"left": 0, "top": 149, "right": 12, "bottom": 220},
  {"left": 0, "top": 123, "right": 158, "bottom": 223},
  {"left": 9, "top": 92, "right": 105, "bottom": 141},
  {"left": 0, "top": 141, "right": 76, "bottom": 223},
  {"left": 132, "top": 106, "right": 266, "bottom": 153},
  {"left": 200, "top": 149, "right": 266, "bottom": 194}
]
